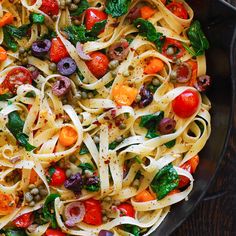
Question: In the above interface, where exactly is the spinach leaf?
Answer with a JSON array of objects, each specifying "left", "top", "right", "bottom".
[
  {"left": 25, "top": 91, "right": 36, "bottom": 98},
  {"left": 42, "top": 193, "right": 60, "bottom": 228},
  {"left": 0, "top": 93, "right": 13, "bottom": 101},
  {"left": 151, "top": 164, "right": 179, "bottom": 200},
  {"left": 85, "top": 184, "right": 100, "bottom": 192},
  {"left": 4, "top": 24, "right": 31, "bottom": 39},
  {"left": 30, "top": 13, "right": 45, "bottom": 24},
  {"left": 134, "top": 18, "right": 165, "bottom": 51},
  {"left": 79, "top": 144, "right": 89, "bottom": 155},
  {"left": 3, "top": 229, "right": 27, "bottom": 236},
  {"left": 7, "top": 111, "right": 35, "bottom": 151},
  {"left": 87, "top": 20, "right": 107, "bottom": 37},
  {"left": 164, "top": 139, "right": 176, "bottom": 148},
  {"left": 70, "top": 0, "right": 89, "bottom": 16},
  {"left": 3, "top": 27, "right": 18, "bottom": 52},
  {"left": 139, "top": 111, "right": 164, "bottom": 138},
  {"left": 123, "top": 224, "right": 140, "bottom": 236},
  {"left": 187, "top": 20, "right": 209, "bottom": 56},
  {"left": 79, "top": 162, "right": 94, "bottom": 174},
  {"left": 105, "top": 0, "right": 131, "bottom": 18},
  {"left": 109, "top": 140, "right": 121, "bottom": 150},
  {"left": 41, "top": 29, "right": 57, "bottom": 40}
]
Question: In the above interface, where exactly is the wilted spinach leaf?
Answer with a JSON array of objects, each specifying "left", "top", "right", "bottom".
[
  {"left": 164, "top": 139, "right": 176, "bottom": 148},
  {"left": 79, "top": 162, "right": 94, "bottom": 174},
  {"left": 0, "top": 93, "right": 13, "bottom": 101},
  {"left": 30, "top": 13, "right": 45, "bottom": 24},
  {"left": 70, "top": 0, "right": 89, "bottom": 16},
  {"left": 105, "top": 0, "right": 131, "bottom": 18},
  {"left": 3, "top": 228, "right": 27, "bottom": 236}
]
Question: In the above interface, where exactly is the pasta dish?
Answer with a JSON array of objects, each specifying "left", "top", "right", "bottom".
[{"left": 0, "top": 0, "right": 211, "bottom": 235}]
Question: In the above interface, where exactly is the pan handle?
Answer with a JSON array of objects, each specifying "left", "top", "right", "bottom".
[{"left": 219, "top": 0, "right": 236, "bottom": 13}]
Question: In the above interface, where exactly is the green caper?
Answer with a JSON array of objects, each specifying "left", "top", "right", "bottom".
[
  {"left": 73, "top": 19, "right": 80, "bottom": 25},
  {"left": 87, "top": 92, "right": 94, "bottom": 99},
  {"left": 119, "top": 123, "right": 126, "bottom": 130},
  {"left": 135, "top": 94, "right": 142, "bottom": 102},
  {"left": 34, "top": 194, "right": 41, "bottom": 202},
  {"left": 23, "top": 52, "right": 28, "bottom": 58},
  {"left": 69, "top": 155, "right": 77, "bottom": 163},
  {"left": 152, "top": 78, "right": 160, "bottom": 86},
  {"left": 21, "top": 57, "right": 28, "bottom": 65},
  {"left": 103, "top": 196, "right": 111, "bottom": 202},
  {"left": 81, "top": 91, "right": 88, "bottom": 99},
  {"left": 115, "top": 136, "right": 123, "bottom": 143},
  {"left": 25, "top": 192, "right": 33, "bottom": 202},
  {"left": 66, "top": 169, "right": 72, "bottom": 178},
  {"left": 30, "top": 188, "right": 39, "bottom": 196},
  {"left": 19, "top": 47, "right": 25, "bottom": 54},
  {"left": 111, "top": 71, "right": 117, "bottom": 78},
  {"left": 69, "top": 3, "right": 78, "bottom": 10},
  {"left": 114, "top": 200, "right": 120, "bottom": 206},
  {"left": 166, "top": 47, "right": 174, "bottom": 56},
  {"left": 49, "top": 62, "right": 57, "bottom": 71},
  {"left": 122, "top": 71, "right": 130, "bottom": 77},
  {"left": 93, "top": 135, "right": 100, "bottom": 144},
  {"left": 29, "top": 201, "right": 35, "bottom": 207},
  {"left": 28, "top": 184, "right": 36, "bottom": 190},
  {"left": 108, "top": 60, "right": 119, "bottom": 70},
  {"left": 28, "top": 50, "right": 32, "bottom": 56},
  {"left": 65, "top": 0, "right": 72, "bottom": 5},
  {"left": 39, "top": 188, "right": 48, "bottom": 196},
  {"left": 73, "top": 0, "right": 80, "bottom": 4},
  {"left": 102, "top": 216, "right": 108, "bottom": 222}
]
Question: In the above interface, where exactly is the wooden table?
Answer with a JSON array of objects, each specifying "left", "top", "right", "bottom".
[{"left": 172, "top": 1, "right": 236, "bottom": 235}]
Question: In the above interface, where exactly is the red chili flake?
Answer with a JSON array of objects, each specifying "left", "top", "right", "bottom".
[
  {"left": 110, "top": 109, "right": 117, "bottom": 118},
  {"left": 104, "top": 160, "right": 110, "bottom": 164},
  {"left": 108, "top": 123, "right": 113, "bottom": 129},
  {"left": 93, "top": 120, "right": 101, "bottom": 126}
]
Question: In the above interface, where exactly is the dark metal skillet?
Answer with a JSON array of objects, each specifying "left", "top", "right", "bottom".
[{"left": 151, "top": 0, "right": 236, "bottom": 235}]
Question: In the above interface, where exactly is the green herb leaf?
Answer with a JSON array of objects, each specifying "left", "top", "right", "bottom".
[
  {"left": 25, "top": 91, "right": 36, "bottom": 98},
  {"left": 0, "top": 93, "right": 13, "bottom": 101},
  {"left": 105, "top": 0, "right": 131, "bottom": 18},
  {"left": 30, "top": 13, "right": 45, "bottom": 24},
  {"left": 134, "top": 156, "right": 142, "bottom": 164},
  {"left": 79, "top": 145, "right": 89, "bottom": 155},
  {"left": 151, "top": 164, "right": 179, "bottom": 200},
  {"left": 4, "top": 24, "right": 31, "bottom": 39},
  {"left": 70, "top": 0, "right": 89, "bottom": 16},
  {"left": 79, "top": 162, "right": 94, "bottom": 174},
  {"left": 3, "top": 229, "right": 27, "bottom": 236},
  {"left": 16, "top": 133, "right": 36, "bottom": 151},
  {"left": 123, "top": 224, "right": 140, "bottom": 236},
  {"left": 164, "top": 139, "right": 176, "bottom": 148},
  {"left": 187, "top": 20, "right": 209, "bottom": 56},
  {"left": 85, "top": 183, "right": 100, "bottom": 192},
  {"left": 41, "top": 29, "right": 57, "bottom": 40},
  {"left": 134, "top": 18, "right": 165, "bottom": 51},
  {"left": 87, "top": 20, "right": 107, "bottom": 37},
  {"left": 42, "top": 193, "right": 60, "bottom": 229},
  {"left": 109, "top": 140, "right": 121, "bottom": 150},
  {"left": 3, "top": 27, "right": 18, "bottom": 52}
]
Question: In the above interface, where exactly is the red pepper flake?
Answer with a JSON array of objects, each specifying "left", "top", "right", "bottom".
[
  {"left": 110, "top": 109, "right": 117, "bottom": 118},
  {"left": 104, "top": 160, "right": 110, "bottom": 164}
]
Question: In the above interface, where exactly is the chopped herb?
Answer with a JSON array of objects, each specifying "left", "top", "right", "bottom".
[
  {"left": 16, "top": 133, "right": 36, "bottom": 151},
  {"left": 87, "top": 20, "right": 107, "bottom": 37},
  {"left": 4, "top": 24, "right": 31, "bottom": 39},
  {"left": 134, "top": 156, "right": 142, "bottom": 164},
  {"left": 46, "top": 166, "right": 56, "bottom": 183},
  {"left": 126, "top": 37, "right": 134, "bottom": 44},
  {"left": 70, "top": 0, "right": 89, "bottom": 16},
  {"left": 105, "top": 0, "right": 131, "bottom": 18},
  {"left": 134, "top": 18, "right": 165, "bottom": 51},
  {"left": 151, "top": 164, "right": 179, "bottom": 200},
  {"left": 25, "top": 91, "right": 36, "bottom": 98},
  {"left": 79, "top": 162, "right": 94, "bottom": 174},
  {"left": 123, "top": 224, "right": 140, "bottom": 236},
  {"left": 164, "top": 139, "right": 176, "bottom": 148},
  {"left": 41, "top": 29, "right": 57, "bottom": 40},
  {"left": 3, "top": 27, "right": 17, "bottom": 52},
  {"left": 79, "top": 144, "right": 89, "bottom": 155},
  {"left": 3, "top": 228, "right": 27, "bottom": 236},
  {"left": 109, "top": 140, "right": 121, "bottom": 150},
  {"left": 0, "top": 93, "right": 13, "bottom": 101},
  {"left": 30, "top": 13, "right": 45, "bottom": 24}
]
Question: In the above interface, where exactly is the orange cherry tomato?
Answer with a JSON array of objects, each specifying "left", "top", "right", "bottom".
[
  {"left": 144, "top": 58, "right": 164, "bottom": 74},
  {"left": 140, "top": 6, "right": 155, "bottom": 19},
  {"left": 0, "top": 12, "right": 14, "bottom": 27},
  {"left": 0, "top": 46, "right": 7, "bottom": 61},
  {"left": 0, "top": 192, "right": 16, "bottom": 215},
  {"left": 59, "top": 126, "right": 78, "bottom": 147},
  {"left": 29, "top": 169, "right": 38, "bottom": 184},
  {"left": 135, "top": 189, "right": 156, "bottom": 202},
  {"left": 45, "top": 229, "right": 66, "bottom": 236},
  {"left": 85, "top": 9, "right": 107, "bottom": 30}
]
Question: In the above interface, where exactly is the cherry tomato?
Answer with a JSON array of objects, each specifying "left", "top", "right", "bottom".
[
  {"left": 172, "top": 89, "right": 200, "bottom": 118},
  {"left": 117, "top": 203, "right": 135, "bottom": 218},
  {"left": 178, "top": 155, "right": 199, "bottom": 188},
  {"left": 3, "top": 67, "right": 32, "bottom": 94},
  {"left": 47, "top": 166, "right": 66, "bottom": 186},
  {"left": 13, "top": 212, "right": 33, "bottom": 228},
  {"left": 45, "top": 229, "right": 66, "bottom": 236},
  {"left": 39, "top": 0, "right": 59, "bottom": 16},
  {"left": 50, "top": 37, "right": 69, "bottom": 63},
  {"left": 85, "top": 9, "right": 107, "bottom": 30},
  {"left": 162, "top": 38, "right": 185, "bottom": 60},
  {"left": 86, "top": 51, "right": 109, "bottom": 78},
  {"left": 166, "top": 2, "right": 188, "bottom": 19},
  {"left": 83, "top": 199, "right": 102, "bottom": 225},
  {"left": 0, "top": 192, "right": 16, "bottom": 215}
]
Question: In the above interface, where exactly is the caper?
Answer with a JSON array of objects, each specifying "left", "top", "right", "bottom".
[
  {"left": 166, "top": 47, "right": 175, "bottom": 56},
  {"left": 122, "top": 71, "right": 130, "bottom": 77},
  {"left": 69, "top": 3, "right": 78, "bottom": 10},
  {"left": 75, "top": 92, "right": 82, "bottom": 100},
  {"left": 102, "top": 216, "right": 108, "bottom": 222},
  {"left": 81, "top": 91, "right": 88, "bottom": 99},
  {"left": 111, "top": 71, "right": 117, "bottom": 78},
  {"left": 66, "top": 169, "right": 72, "bottom": 178},
  {"left": 108, "top": 60, "right": 119, "bottom": 70},
  {"left": 103, "top": 196, "right": 111, "bottom": 202},
  {"left": 65, "top": 0, "right": 72, "bottom": 5},
  {"left": 135, "top": 94, "right": 142, "bottom": 102},
  {"left": 73, "top": 0, "right": 80, "bottom": 4},
  {"left": 93, "top": 135, "right": 100, "bottom": 144},
  {"left": 22, "top": 57, "right": 28, "bottom": 65},
  {"left": 28, "top": 184, "right": 36, "bottom": 190},
  {"left": 30, "top": 188, "right": 39, "bottom": 195},
  {"left": 34, "top": 194, "right": 41, "bottom": 202},
  {"left": 23, "top": 52, "right": 28, "bottom": 58},
  {"left": 25, "top": 192, "right": 33, "bottom": 202},
  {"left": 132, "top": 179, "right": 140, "bottom": 187},
  {"left": 39, "top": 188, "right": 48, "bottom": 196},
  {"left": 52, "top": 15, "right": 58, "bottom": 21},
  {"left": 115, "top": 136, "right": 123, "bottom": 143},
  {"left": 119, "top": 123, "right": 126, "bottom": 130},
  {"left": 28, "top": 50, "right": 32, "bottom": 56},
  {"left": 152, "top": 78, "right": 160, "bottom": 86},
  {"left": 49, "top": 62, "right": 57, "bottom": 71},
  {"left": 58, "top": 159, "right": 65, "bottom": 168},
  {"left": 29, "top": 201, "right": 35, "bottom": 207},
  {"left": 170, "top": 70, "right": 177, "bottom": 80},
  {"left": 69, "top": 155, "right": 77, "bottom": 163},
  {"left": 19, "top": 47, "right": 25, "bottom": 54},
  {"left": 73, "top": 19, "right": 80, "bottom": 25},
  {"left": 114, "top": 200, "right": 120, "bottom": 206}
]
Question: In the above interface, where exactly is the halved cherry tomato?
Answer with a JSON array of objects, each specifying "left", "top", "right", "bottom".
[
  {"left": 86, "top": 51, "right": 109, "bottom": 78},
  {"left": 29, "top": 169, "right": 38, "bottom": 184},
  {"left": 45, "top": 229, "right": 66, "bottom": 236},
  {"left": 83, "top": 199, "right": 102, "bottom": 226},
  {"left": 172, "top": 89, "right": 200, "bottom": 118},
  {"left": 162, "top": 38, "right": 185, "bottom": 60},
  {"left": 0, "top": 46, "right": 7, "bottom": 61},
  {"left": 50, "top": 37, "right": 69, "bottom": 63},
  {"left": 3, "top": 67, "right": 32, "bottom": 94},
  {"left": 166, "top": 2, "right": 188, "bottom": 19},
  {"left": 13, "top": 212, "right": 33, "bottom": 228},
  {"left": 168, "top": 189, "right": 180, "bottom": 196},
  {"left": 135, "top": 189, "right": 156, "bottom": 202},
  {"left": 178, "top": 155, "right": 199, "bottom": 188},
  {"left": 117, "top": 203, "right": 135, "bottom": 218},
  {"left": 0, "top": 192, "right": 16, "bottom": 215},
  {"left": 144, "top": 58, "right": 164, "bottom": 74},
  {"left": 39, "top": 0, "right": 59, "bottom": 16},
  {"left": 47, "top": 166, "right": 66, "bottom": 186},
  {"left": 140, "top": 6, "right": 155, "bottom": 19},
  {"left": 85, "top": 9, "right": 107, "bottom": 30},
  {"left": 187, "top": 60, "right": 198, "bottom": 87},
  {"left": 0, "top": 12, "right": 14, "bottom": 27}
]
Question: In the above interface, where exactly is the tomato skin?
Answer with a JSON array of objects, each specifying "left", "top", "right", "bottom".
[
  {"left": 48, "top": 167, "right": 67, "bottom": 186},
  {"left": 117, "top": 203, "right": 135, "bottom": 218},
  {"left": 83, "top": 199, "right": 102, "bottom": 226},
  {"left": 0, "top": 193, "right": 16, "bottom": 215},
  {"left": 166, "top": 2, "right": 188, "bottom": 19},
  {"left": 172, "top": 89, "right": 200, "bottom": 118},
  {"left": 39, "top": 0, "right": 59, "bottom": 16},
  {"left": 13, "top": 212, "right": 33, "bottom": 228},
  {"left": 162, "top": 38, "right": 185, "bottom": 60},
  {"left": 50, "top": 37, "right": 69, "bottom": 63},
  {"left": 3, "top": 67, "right": 32, "bottom": 94},
  {"left": 85, "top": 9, "right": 107, "bottom": 30},
  {"left": 86, "top": 52, "right": 109, "bottom": 78},
  {"left": 178, "top": 155, "right": 199, "bottom": 188},
  {"left": 45, "top": 229, "right": 66, "bottom": 236}
]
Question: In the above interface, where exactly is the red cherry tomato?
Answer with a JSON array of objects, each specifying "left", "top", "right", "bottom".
[
  {"left": 3, "top": 67, "right": 32, "bottom": 94},
  {"left": 48, "top": 166, "right": 66, "bottom": 186},
  {"left": 162, "top": 38, "right": 185, "bottom": 60},
  {"left": 85, "top": 9, "right": 107, "bottom": 30},
  {"left": 178, "top": 155, "right": 199, "bottom": 188},
  {"left": 83, "top": 199, "right": 102, "bottom": 225},
  {"left": 45, "top": 229, "right": 66, "bottom": 236},
  {"left": 172, "top": 89, "right": 200, "bottom": 118},
  {"left": 166, "top": 2, "right": 188, "bottom": 19},
  {"left": 13, "top": 212, "right": 33, "bottom": 228},
  {"left": 117, "top": 203, "right": 135, "bottom": 218},
  {"left": 39, "top": 0, "right": 59, "bottom": 16},
  {"left": 50, "top": 37, "right": 69, "bottom": 63},
  {"left": 86, "top": 51, "right": 109, "bottom": 78}
]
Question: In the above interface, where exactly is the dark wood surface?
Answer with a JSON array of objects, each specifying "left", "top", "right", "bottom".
[{"left": 172, "top": 1, "right": 236, "bottom": 235}]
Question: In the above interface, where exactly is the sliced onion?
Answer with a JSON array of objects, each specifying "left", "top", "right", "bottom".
[
  {"left": 64, "top": 202, "right": 85, "bottom": 227},
  {"left": 76, "top": 42, "right": 92, "bottom": 61}
]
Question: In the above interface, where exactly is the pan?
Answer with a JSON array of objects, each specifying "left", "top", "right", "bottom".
[{"left": 152, "top": 0, "right": 236, "bottom": 235}]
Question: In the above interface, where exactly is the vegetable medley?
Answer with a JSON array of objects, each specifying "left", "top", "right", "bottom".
[{"left": 0, "top": 0, "right": 211, "bottom": 235}]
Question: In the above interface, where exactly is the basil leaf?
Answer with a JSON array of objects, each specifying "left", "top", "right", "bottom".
[
  {"left": 30, "top": 13, "right": 45, "bottom": 24},
  {"left": 134, "top": 18, "right": 165, "bottom": 51},
  {"left": 151, "top": 164, "right": 179, "bottom": 200},
  {"left": 0, "top": 93, "right": 13, "bottom": 101},
  {"left": 87, "top": 20, "right": 107, "bottom": 37},
  {"left": 16, "top": 133, "right": 36, "bottom": 151},
  {"left": 146, "top": 128, "right": 160, "bottom": 139},
  {"left": 105, "top": 0, "right": 131, "bottom": 18},
  {"left": 42, "top": 194, "right": 60, "bottom": 229},
  {"left": 79, "top": 163, "right": 94, "bottom": 174},
  {"left": 187, "top": 20, "right": 209, "bottom": 56},
  {"left": 164, "top": 139, "right": 176, "bottom": 148},
  {"left": 4, "top": 229, "right": 27, "bottom": 236},
  {"left": 70, "top": 0, "right": 89, "bottom": 16},
  {"left": 3, "top": 27, "right": 18, "bottom": 52}
]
